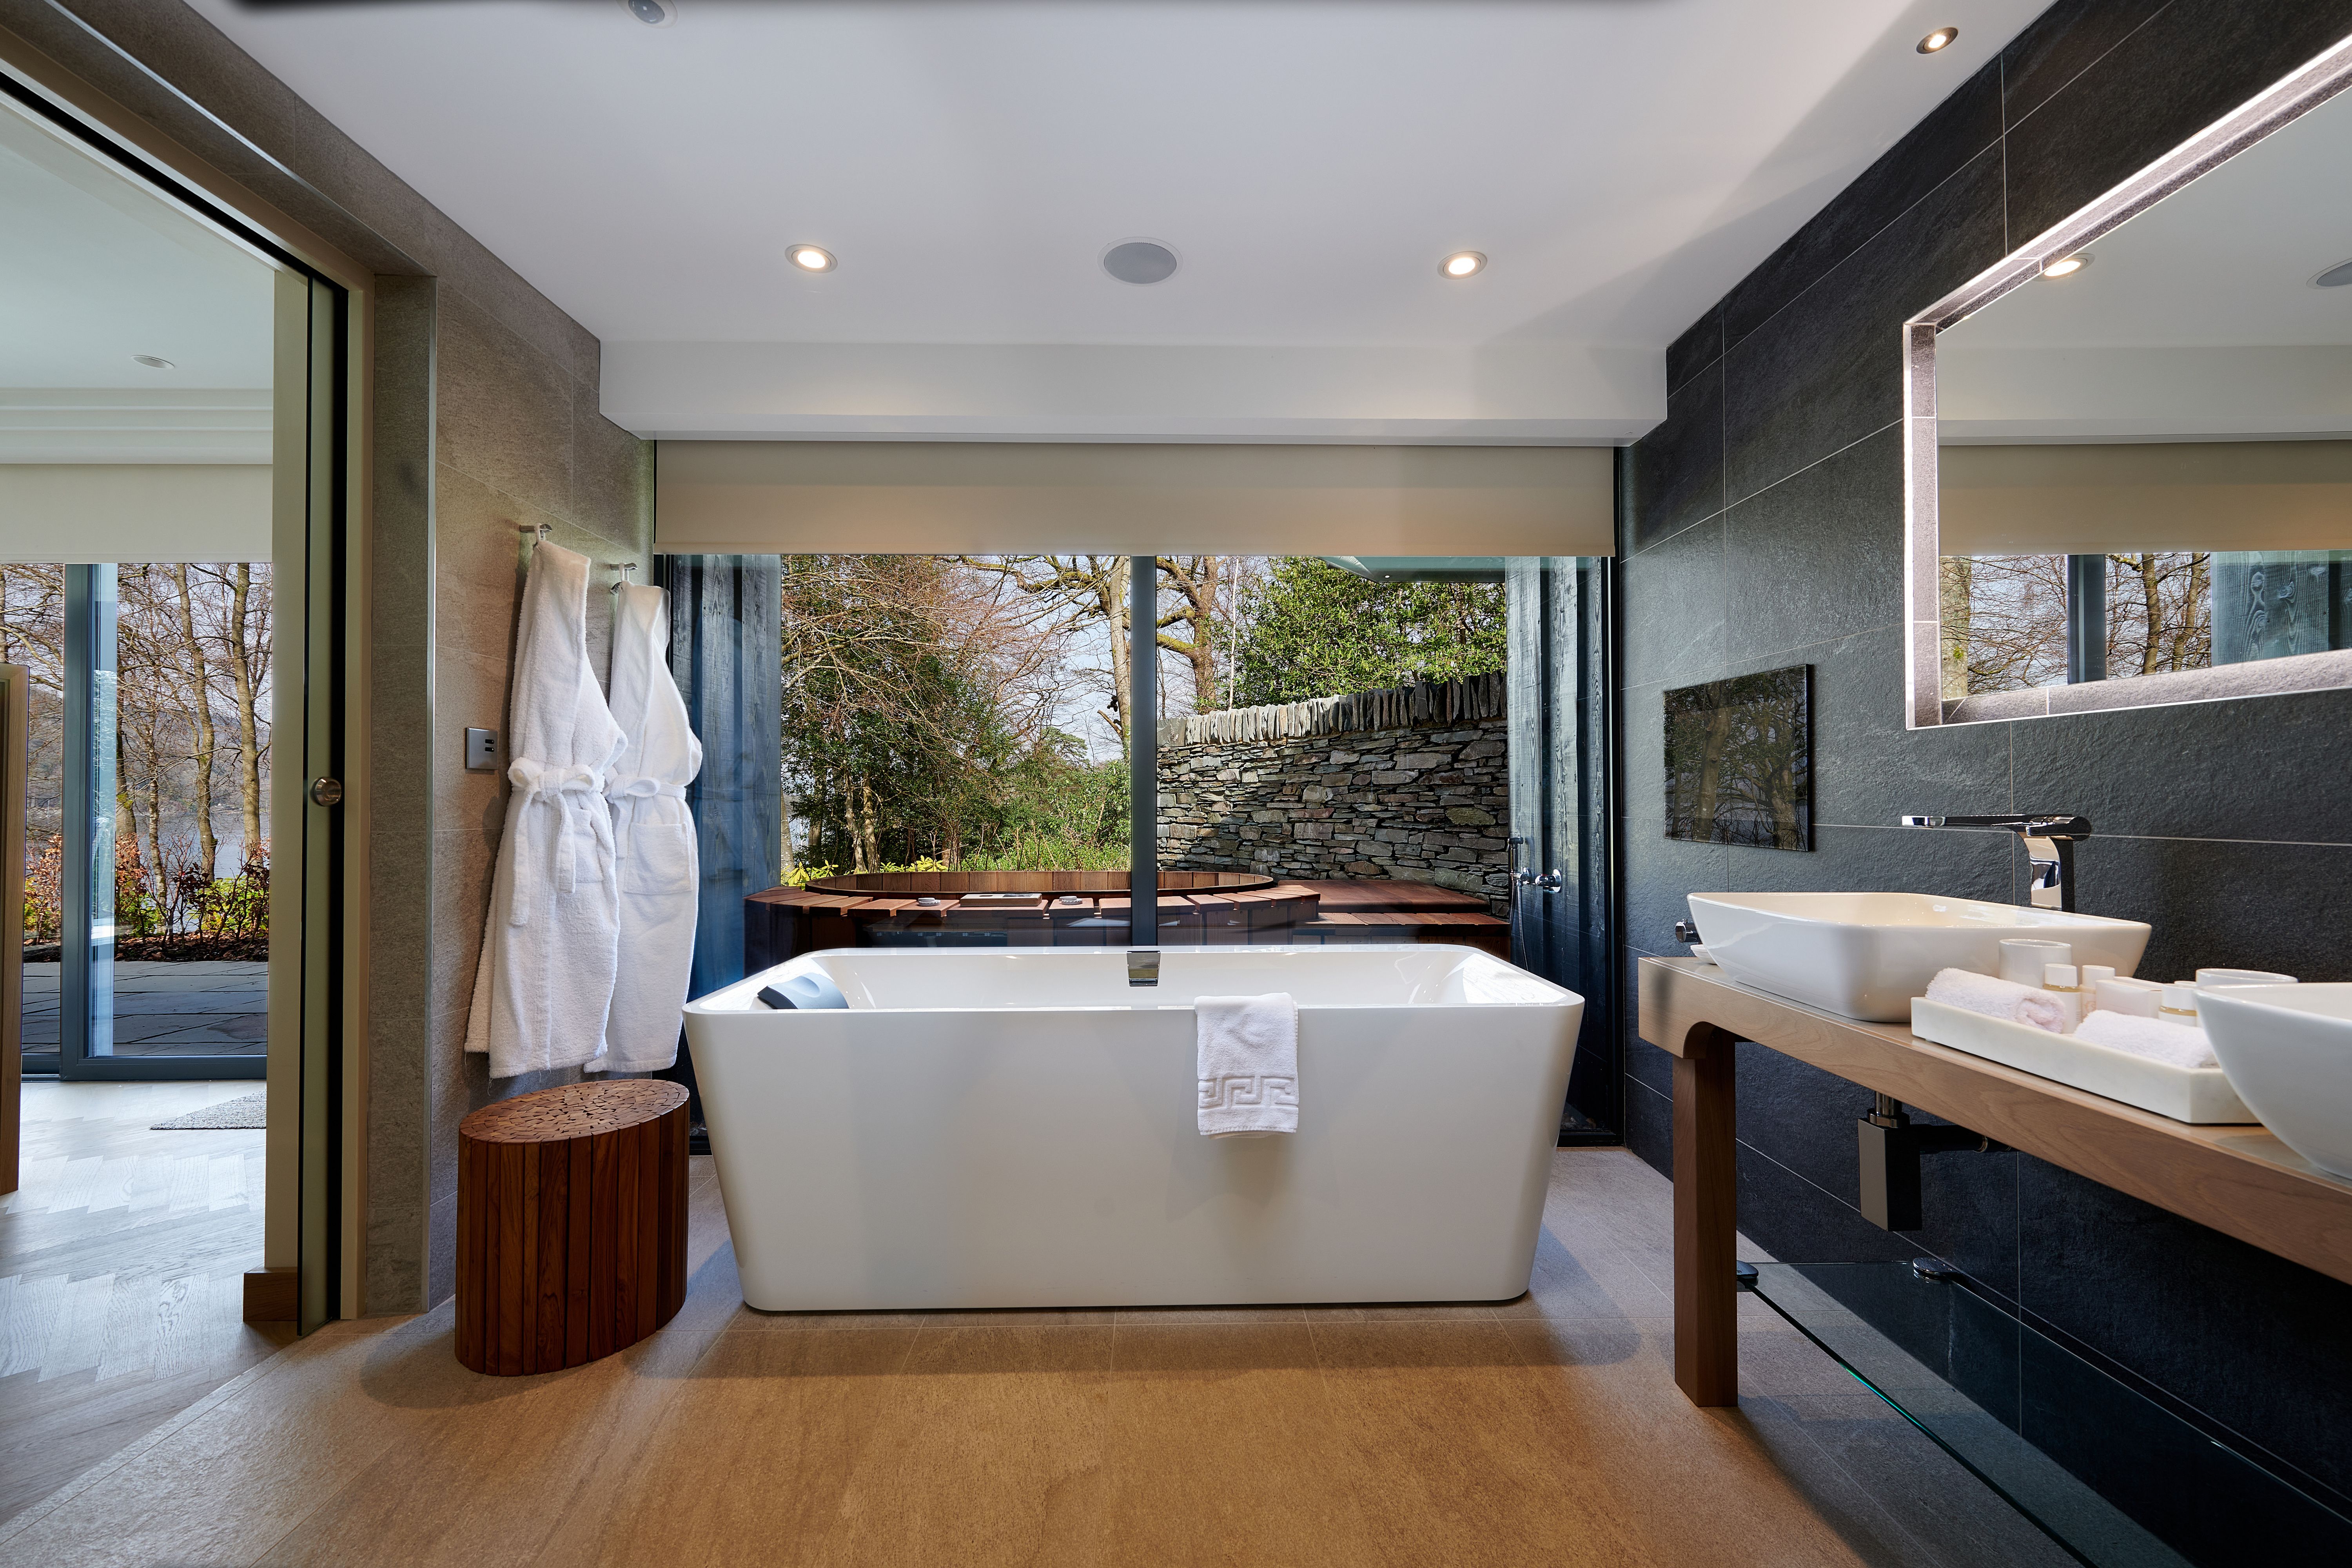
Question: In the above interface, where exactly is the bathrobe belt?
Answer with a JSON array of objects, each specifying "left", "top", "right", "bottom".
[{"left": 506, "top": 759, "right": 610, "bottom": 925}]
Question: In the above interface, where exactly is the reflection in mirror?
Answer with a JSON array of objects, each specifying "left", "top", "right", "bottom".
[{"left": 1935, "top": 79, "right": 2352, "bottom": 702}]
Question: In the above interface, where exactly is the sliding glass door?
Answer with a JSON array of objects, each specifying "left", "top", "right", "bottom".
[
  {"left": 21, "top": 559, "right": 273, "bottom": 1082},
  {"left": 2, "top": 71, "right": 349, "bottom": 1326}
]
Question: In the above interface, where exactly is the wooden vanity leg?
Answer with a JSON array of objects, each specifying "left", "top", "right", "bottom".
[{"left": 1673, "top": 1024, "right": 1739, "bottom": 1406}]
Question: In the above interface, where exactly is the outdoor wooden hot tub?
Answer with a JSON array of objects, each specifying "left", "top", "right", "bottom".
[
  {"left": 805, "top": 870, "right": 1281, "bottom": 897},
  {"left": 742, "top": 869, "right": 1513, "bottom": 971}
]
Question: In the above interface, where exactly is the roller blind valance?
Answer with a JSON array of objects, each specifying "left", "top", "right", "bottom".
[
  {"left": 653, "top": 441, "right": 1616, "bottom": 557},
  {"left": 1938, "top": 440, "right": 2352, "bottom": 556},
  {"left": 0, "top": 465, "right": 273, "bottom": 563}
]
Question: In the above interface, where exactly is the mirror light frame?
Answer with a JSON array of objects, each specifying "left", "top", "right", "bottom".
[{"left": 1902, "top": 34, "right": 2352, "bottom": 728}]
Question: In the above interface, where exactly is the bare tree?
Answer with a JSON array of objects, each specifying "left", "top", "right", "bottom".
[
  {"left": 956, "top": 554, "right": 1256, "bottom": 738},
  {"left": 1151, "top": 557, "right": 1232, "bottom": 714},
  {"left": 1948, "top": 551, "right": 2213, "bottom": 693},
  {"left": 2107, "top": 552, "right": 2211, "bottom": 676},
  {"left": 1955, "top": 554, "right": 2069, "bottom": 692},
  {"left": 169, "top": 564, "right": 221, "bottom": 873},
  {"left": 223, "top": 563, "right": 270, "bottom": 858},
  {"left": 956, "top": 555, "right": 1136, "bottom": 740}
]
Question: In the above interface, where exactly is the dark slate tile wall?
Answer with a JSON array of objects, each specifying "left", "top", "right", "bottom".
[{"left": 1618, "top": 0, "right": 2352, "bottom": 1545}]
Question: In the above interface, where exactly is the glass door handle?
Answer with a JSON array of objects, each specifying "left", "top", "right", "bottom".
[{"left": 309, "top": 777, "right": 343, "bottom": 808}]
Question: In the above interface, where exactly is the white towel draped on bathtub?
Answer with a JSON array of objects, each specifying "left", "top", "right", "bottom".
[{"left": 1196, "top": 992, "right": 1299, "bottom": 1138}]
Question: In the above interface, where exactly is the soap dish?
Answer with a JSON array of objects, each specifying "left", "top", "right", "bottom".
[{"left": 1909, "top": 999, "right": 2257, "bottom": 1125}]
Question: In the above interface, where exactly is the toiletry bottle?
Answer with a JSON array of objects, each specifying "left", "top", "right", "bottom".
[
  {"left": 2157, "top": 984, "right": 2202, "bottom": 1029},
  {"left": 1998, "top": 938, "right": 2072, "bottom": 986},
  {"left": 2042, "top": 965, "right": 2086, "bottom": 1032},
  {"left": 2094, "top": 975, "right": 2164, "bottom": 1018},
  {"left": 2080, "top": 965, "right": 2116, "bottom": 1013}
]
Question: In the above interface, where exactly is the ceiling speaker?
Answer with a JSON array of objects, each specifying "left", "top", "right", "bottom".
[{"left": 1102, "top": 240, "right": 1180, "bottom": 285}]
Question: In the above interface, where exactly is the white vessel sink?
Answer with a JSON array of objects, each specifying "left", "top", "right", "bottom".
[
  {"left": 1685, "top": 892, "right": 2151, "bottom": 1022},
  {"left": 2196, "top": 984, "right": 2352, "bottom": 1180}
]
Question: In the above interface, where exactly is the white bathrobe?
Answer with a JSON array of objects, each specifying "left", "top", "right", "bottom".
[
  {"left": 590, "top": 583, "right": 702, "bottom": 1073},
  {"left": 465, "top": 542, "right": 627, "bottom": 1079}
]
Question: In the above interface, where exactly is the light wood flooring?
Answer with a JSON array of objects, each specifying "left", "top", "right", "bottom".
[
  {"left": 0, "top": 1082, "right": 294, "bottom": 1524},
  {"left": 0, "top": 1145, "right": 2072, "bottom": 1568}
]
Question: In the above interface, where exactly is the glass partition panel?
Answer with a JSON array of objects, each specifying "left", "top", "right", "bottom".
[{"left": 1751, "top": 1261, "right": 2352, "bottom": 1566}]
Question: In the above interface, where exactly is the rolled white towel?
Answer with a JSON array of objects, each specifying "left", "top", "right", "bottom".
[
  {"left": 1925, "top": 968, "right": 2067, "bottom": 1033},
  {"left": 2074, "top": 1009, "right": 2220, "bottom": 1071}
]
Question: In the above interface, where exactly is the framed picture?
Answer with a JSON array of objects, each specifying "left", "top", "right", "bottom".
[{"left": 1664, "top": 665, "right": 1811, "bottom": 851}]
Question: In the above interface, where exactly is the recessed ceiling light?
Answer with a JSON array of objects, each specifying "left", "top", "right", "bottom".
[
  {"left": 1916, "top": 27, "right": 1958, "bottom": 53},
  {"left": 1440, "top": 250, "right": 1486, "bottom": 279},
  {"left": 2312, "top": 259, "right": 2352, "bottom": 287},
  {"left": 2040, "top": 254, "right": 2091, "bottom": 278},
  {"left": 132, "top": 354, "right": 175, "bottom": 369},
  {"left": 619, "top": 0, "right": 677, "bottom": 26},
  {"left": 1102, "top": 240, "right": 1180, "bottom": 285},
  {"left": 789, "top": 245, "right": 835, "bottom": 273}
]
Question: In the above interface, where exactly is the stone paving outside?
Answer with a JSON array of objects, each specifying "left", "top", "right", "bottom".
[{"left": 19, "top": 961, "right": 267, "bottom": 1057}]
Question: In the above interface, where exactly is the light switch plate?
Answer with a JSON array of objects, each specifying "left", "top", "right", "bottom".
[{"left": 465, "top": 728, "right": 499, "bottom": 771}]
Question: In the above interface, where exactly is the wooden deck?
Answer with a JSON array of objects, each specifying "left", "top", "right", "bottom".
[{"left": 745, "top": 878, "right": 1510, "bottom": 971}]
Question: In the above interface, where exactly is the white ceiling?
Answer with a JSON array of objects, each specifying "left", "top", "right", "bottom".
[
  {"left": 187, "top": 0, "right": 2046, "bottom": 441},
  {"left": 0, "top": 93, "right": 276, "bottom": 466},
  {"left": 1941, "top": 81, "right": 2352, "bottom": 441},
  {"left": 0, "top": 98, "right": 274, "bottom": 392}
]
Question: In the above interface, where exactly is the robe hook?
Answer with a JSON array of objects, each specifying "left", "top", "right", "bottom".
[{"left": 610, "top": 562, "right": 640, "bottom": 593}]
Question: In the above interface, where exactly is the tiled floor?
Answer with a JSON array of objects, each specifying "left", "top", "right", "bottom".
[
  {"left": 21, "top": 962, "right": 269, "bottom": 1057},
  {"left": 0, "top": 1082, "right": 292, "bottom": 1525},
  {"left": 0, "top": 1145, "right": 2072, "bottom": 1568}
]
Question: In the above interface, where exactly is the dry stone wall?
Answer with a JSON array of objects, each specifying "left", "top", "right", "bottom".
[{"left": 1156, "top": 672, "right": 1511, "bottom": 912}]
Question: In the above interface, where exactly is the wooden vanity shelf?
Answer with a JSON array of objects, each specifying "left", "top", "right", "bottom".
[{"left": 1639, "top": 957, "right": 2352, "bottom": 1408}]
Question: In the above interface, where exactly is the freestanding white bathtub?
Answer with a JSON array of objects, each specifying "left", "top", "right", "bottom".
[{"left": 683, "top": 945, "right": 1583, "bottom": 1312}]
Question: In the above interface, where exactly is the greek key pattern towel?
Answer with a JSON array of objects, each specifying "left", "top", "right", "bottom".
[{"left": 1196, "top": 992, "right": 1299, "bottom": 1138}]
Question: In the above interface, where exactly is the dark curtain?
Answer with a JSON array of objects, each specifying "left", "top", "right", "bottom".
[
  {"left": 657, "top": 555, "right": 781, "bottom": 1000},
  {"left": 1506, "top": 554, "right": 1616, "bottom": 1140}
]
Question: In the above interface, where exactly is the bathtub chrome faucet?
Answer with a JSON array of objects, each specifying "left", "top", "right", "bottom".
[
  {"left": 1898, "top": 813, "right": 2092, "bottom": 911},
  {"left": 1127, "top": 949, "right": 1160, "bottom": 987}
]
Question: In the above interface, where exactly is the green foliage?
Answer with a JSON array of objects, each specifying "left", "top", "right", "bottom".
[
  {"left": 191, "top": 867, "right": 270, "bottom": 938},
  {"left": 782, "top": 755, "right": 1128, "bottom": 878},
  {"left": 1231, "top": 558, "right": 1506, "bottom": 705},
  {"left": 113, "top": 877, "right": 167, "bottom": 940},
  {"left": 780, "top": 557, "right": 1129, "bottom": 873}
]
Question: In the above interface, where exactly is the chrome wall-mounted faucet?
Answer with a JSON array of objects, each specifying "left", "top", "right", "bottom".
[
  {"left": 1509, "top": 835, "right": 1562, "bottom": 892},
  {"left": 1898, "top": 813, "right": 2093, "bottom": 911},
  {"left": 1127, "top": 949, "right": 1160, "bottom": 987}
]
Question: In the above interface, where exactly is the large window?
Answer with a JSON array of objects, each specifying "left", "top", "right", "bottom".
[
  {"left": 676, "top": 549, "right": 1614, "bottom": 1138},
  {"left": 3, "top": 563, "right": 271, "bottom": 1071}
]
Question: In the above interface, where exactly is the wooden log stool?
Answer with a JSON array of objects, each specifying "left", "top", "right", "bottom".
[{"left": 456, "top": 1080, "right": 690, "bottom": 1375}]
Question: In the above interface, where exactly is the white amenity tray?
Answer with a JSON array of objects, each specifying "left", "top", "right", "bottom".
[{"left": 1909, "top": 998, "right": 2258, "bottom": 1125}]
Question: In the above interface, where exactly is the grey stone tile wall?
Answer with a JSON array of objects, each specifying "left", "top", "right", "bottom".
[
  {"left": 1619, "top": 0, "right": 2352, "bottom": 1538},
  {"left": 15, "top": 3, "right": 656, "bottom": 1312}
]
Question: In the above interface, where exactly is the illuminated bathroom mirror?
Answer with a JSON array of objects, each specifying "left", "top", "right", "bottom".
[{"left": 1907, "top": 47, "right": 2352, "bottom": 726}]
